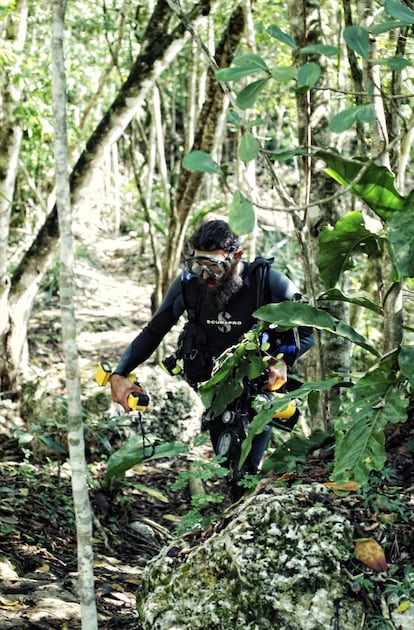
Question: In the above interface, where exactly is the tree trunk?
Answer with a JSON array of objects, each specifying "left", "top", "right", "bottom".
[
  {"left": 162, "top": 3, "right": 245, "bottom": 294},
  {"left": 51, "top": 1, "right": 98, "bottom": 626},
  {"left": 1, "top": 0, "right": 216, "bottom": 390},
  {"left": 0, "top": 0, "right": 28, "bottom": 391},
  {"left": 287, "top": 0, "right": 350, "bottom": 430}
]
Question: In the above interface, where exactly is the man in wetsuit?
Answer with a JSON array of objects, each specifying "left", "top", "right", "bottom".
[{"left": 110, "top": 220, "right": 314, "bottom": 479}]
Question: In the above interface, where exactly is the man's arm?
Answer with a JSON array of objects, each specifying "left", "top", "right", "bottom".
[{"left": 110, "top": 275, "right": 185, "bottom": 409}]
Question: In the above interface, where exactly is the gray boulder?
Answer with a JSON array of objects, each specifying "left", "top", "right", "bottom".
[{"left": 137, "top": 483, "right": 363, "bottom": 629}]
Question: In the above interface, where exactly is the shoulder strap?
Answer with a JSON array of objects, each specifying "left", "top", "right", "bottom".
[
  {"left": 249, "top": 256, "right": 274, "bottom": 308},
  {"left": 180, "top": 271, "right": 201, "bottom": 322}
]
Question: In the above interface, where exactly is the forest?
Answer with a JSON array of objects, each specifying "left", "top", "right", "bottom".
[{"left": 0, "top": 0, "right": 414, "bottom": 628}]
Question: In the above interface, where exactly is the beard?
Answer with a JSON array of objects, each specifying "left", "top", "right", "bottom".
[{"left": 200, "top": 266, "right": 243, "bottom": 312}]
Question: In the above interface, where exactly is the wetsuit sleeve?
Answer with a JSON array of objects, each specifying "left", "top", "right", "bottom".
[
  {"left": 113, "top": 275, "right": 185, "bottom": 376},
  {"left": 267, "top": 268, "right": 314, "bottom": 364}
]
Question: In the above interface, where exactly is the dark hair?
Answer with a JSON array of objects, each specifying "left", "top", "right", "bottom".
[{"left": 188, "top": 220, "right": 240, "bottom": 254}]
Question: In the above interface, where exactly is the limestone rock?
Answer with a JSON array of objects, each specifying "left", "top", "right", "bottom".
[{"left": 137, "top": 484, "right": 363, "bottom": 629}]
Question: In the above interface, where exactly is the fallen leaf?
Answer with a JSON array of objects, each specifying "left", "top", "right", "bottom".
[
  {"left": 0, "top": 595, "right": 28, "bottom": 610},
  {"left": 396, "top": 600, "right": 410, "bottom": 614},
  {"left": 354, "top": 538, "right": 388, "bottom": 572},
  {"left": 37, "top": 563, "right": 50, "bottom": 573},
  {"left": 325, "top": 480, "right": 360, "bottom": 492}
]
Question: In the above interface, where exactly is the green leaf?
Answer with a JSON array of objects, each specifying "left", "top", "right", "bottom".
[
  {"left": 105, "top": 437, "right": 188, "bottom": 479},
  {"left": 271, "top": 147, "right": 309, "bottom": 162},
  {"left": 254, "top": 301, "right": 380, "bottom": 356},
  {"left": 297, "top": 61, "right": 321, "bottom": 91},
  {"left": 182, "top": 150, "right": 221, "bottom": 174},
  {"left": 227, "top": 109, "right": 242, "bottom": 126},
  {"left": 239, "top": 131, "right": 260, "bottom": 161},
  {"left": 344, "top": 25, "right": 370, "bottom": 59},
  {"left": 398, "top": 345, "right": 414, "bottom": 386},
  {"left": 229, "top": 191, "right": 255, "bottom": 235},
  {"left": 373, "top": 56, "right": 412, "bottom": 70},
  {"left": 39, "top": 435, "right": 67, "bottom": 454},
  {"left": 388, "top": 201, "right": 414, "bottom": 277},
  {"left": 199, "top": 332, "right": 268, "bottom": 416},
  {"left": 332, "top": 360, "right": 409, "bottom": 483},
  {"left": 371, "top": 20, "right": 410, "bottom": 35},
  {"left": 215, "top": 54, "right": 269, "bottom": 82},
  {"left": 299, "top": 44, "right": 338, "bottom": 57},
  {"left": 261, "top": 430, "right": 330, "bottom": 475},
  {"left": 216, "top": 66, "right": 261, "bottom": 82},
  {"left": 267, "top": 25, "right": 297, "bottom": 49},
  {"left": 318, "top": 288, "right": 383, "bottom": 314},
  {"left": 318, "top": 211, "right": 383, "bottom": 289},
  {"left": 329, "top": 105, "right": 375, "bottom": 132},
  {"left": 236, "top": 78, "right": 268, "bottom": 110},
  {"left": 316, "top": 150, "right": 405, "bottom": 220},
  {"left": 240, "top": 382, "right": 340, "bottom": 469},
  {"left": 271, "top": 65, "right": 297, "bottom": 82},
  {"left": 234, "top": 53, "right": 270, "bottom": 72},
  {"left": 385, "top": 0, "right": 414, "bottom": 23},
  {"left": 255, "top": 301, "right": 334, "bottom": 329}
]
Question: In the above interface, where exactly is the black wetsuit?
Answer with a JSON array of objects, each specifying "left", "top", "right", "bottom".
[
  {"left": 114, "top": 261, "right": 314, "bottom": 376},
  {"left": 114, "top": 260, "right": 314, "bottom": 479}
]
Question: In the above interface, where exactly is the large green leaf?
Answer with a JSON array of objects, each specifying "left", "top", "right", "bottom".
[
  {"left": 271, "top": 66, "right": 297, "bottom": 82},
  {"left": 105, "top": 436, "right": 188, "bottom": 480},
  {"left": 318, "top": 211, "right": 383, "bottom": 289},
  {"left": 332, "top": 360, "right": 409, "bottom": 483},
  {"left": 267, "top": 25, "right": 296, "bottom": 49},
  {"left": 398, "top": 345, "right": 414, "bottom": 386},
  {"left": 229, "top": 191, "right": 255, "bottom": 235},
  {"left": 344, "top": 25, "right": 369, "bottom": 59},
  {"left": 373, "top": 56, "right": 412, "bottom": 70},
  {"left": 371, "top": 20, "right": 411, "bottom": 35},
  {"left": 318, "top": 288, "right": 383, "bottom": 315},
  {"left": 261, "top": 430, "right": 331, "bottom": 476},
  {"left": 182, "top": 150, "right": 221, "bottom": 174},
  {"left": 236, "top": 78, "right": 268, "bottom": 110},
  {"left": 329, "top": 105, "right": 375, "bottom": 133},
  {"left": 388, "top": 196, "right": 414, "bottom": 277},
  {"left": 255, "top": 301, "right": 380, "bottom": 356},
  {"left": 296, "top": 62, "right": 321, "bottom": 91},
  {"left": 385, "top": 0, "right": 414, "bottom": 23},
  {"left": 299, "top": 44, "right": 338, "bottom": 57},
  {"left": 316, "top": 151, "right": 405, "bottom": 220},
  {"left": 215, "top": 54, "right": 269, "bottom": 83}
]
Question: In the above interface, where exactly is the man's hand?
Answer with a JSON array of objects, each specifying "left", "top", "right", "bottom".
[
  {"left": 110, "top": 373, "right": 146, "bottom": 411},
  {"left": 263, "top": 358, "right": 287, "bottom": 392}
]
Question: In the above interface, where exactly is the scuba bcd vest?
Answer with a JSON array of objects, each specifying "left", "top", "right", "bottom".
[{"left": 175, "top": 257, "right": 274, "bottom": 388}]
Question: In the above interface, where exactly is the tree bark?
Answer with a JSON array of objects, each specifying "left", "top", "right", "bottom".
[
  {"left": 2, "top": 0, "right": 215, "bottom": 390},
  {"left": 287, "top": 0, "right": 350, "bottom": 430},
  {"left": 162, "top": 4, "right": 245, "bottom": 293},
  {"left": 51, "top": 1, "right": 98, "bottom": 626},
  {"left": 0, "top": 0, "right": 28, "bottom": 390}
]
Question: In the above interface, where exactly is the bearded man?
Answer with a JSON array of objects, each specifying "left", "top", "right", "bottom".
[{"left": 110, "top": 220, "right": 314, "bottom": 488}]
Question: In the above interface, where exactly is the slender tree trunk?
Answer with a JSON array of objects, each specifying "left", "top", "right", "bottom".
[
  {"left": 287, "top": 0, "right": 350, "bottom": 430},
  {"left": 0, "top": 0, "right": 28, "bottom": 391},
  {"left": 357, "top": 0, "right": 403, "bottom": 355},
  {"left": 162, "top": 3, "right": 245, "bottom": 293},
  {"left": 51, "top": 1, "right": 97, "bottom": 627},
  {"left": 1, "top": 0, "right": 216, "bottom": 390}
]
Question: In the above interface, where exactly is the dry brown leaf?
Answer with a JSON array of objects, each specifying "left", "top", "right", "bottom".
[
  {"left": 354, "top": 538, "right": 388, "bottom": 572},
  {"left": 325, "top": 480, "right": 360, "bottom": 492}
]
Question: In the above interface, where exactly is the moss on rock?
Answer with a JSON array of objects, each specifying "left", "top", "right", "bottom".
[{"left": 137, "top": 484, "right": 363, "bottom": 629}]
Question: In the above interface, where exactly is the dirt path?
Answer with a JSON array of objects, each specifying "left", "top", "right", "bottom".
[{"left": 0, "top": 235, "right": 189, "bottom": 628}]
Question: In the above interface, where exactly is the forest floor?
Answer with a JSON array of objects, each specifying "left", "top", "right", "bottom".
[{"left": 1, "top": 233, "right": 414, "bottom": 629}]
